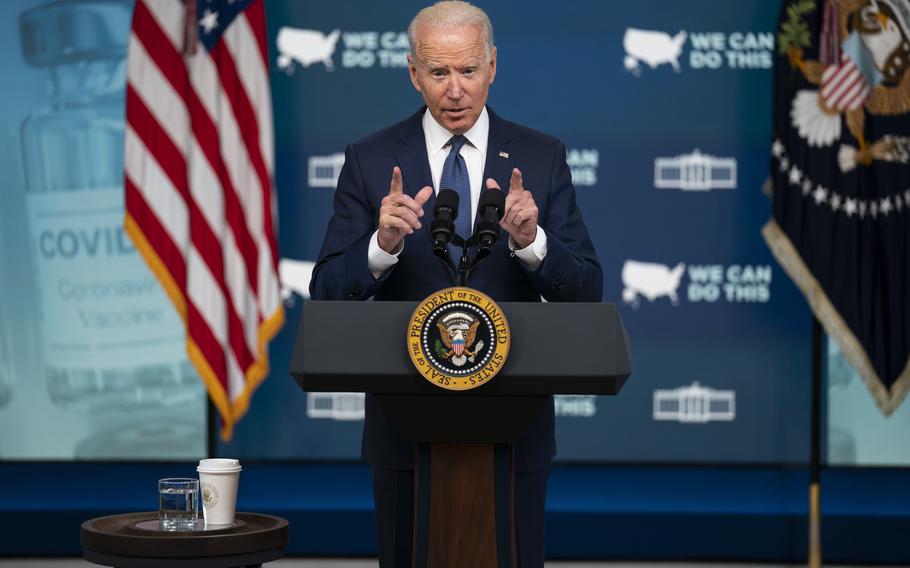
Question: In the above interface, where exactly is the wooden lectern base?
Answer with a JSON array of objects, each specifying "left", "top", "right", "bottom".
[{"left": 414, "top": 443, "right": 515, "bottom": 568}]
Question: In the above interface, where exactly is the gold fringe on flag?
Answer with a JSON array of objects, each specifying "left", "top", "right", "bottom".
[{"left": 762, "top": 219, "right": 910, "bottom": 416}]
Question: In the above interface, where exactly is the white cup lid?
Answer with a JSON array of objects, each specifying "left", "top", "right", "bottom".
[{"left": 197, "top": 458, "right": 242, "bottom": 473}]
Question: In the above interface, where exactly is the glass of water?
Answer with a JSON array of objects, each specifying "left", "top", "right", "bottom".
[{"left": 158, "top": 478, "right": 198, "bottom": 531}]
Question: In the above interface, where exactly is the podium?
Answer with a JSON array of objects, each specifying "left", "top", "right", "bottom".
[{"left": 291, "top": 300, "right": 630, "bottom": 567}]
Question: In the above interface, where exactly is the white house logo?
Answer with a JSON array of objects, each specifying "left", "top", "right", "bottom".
[
  {"left": 278, "top": 258, "right": 315, "bottom": 306},
  {"left": 653, "top": 381, "right": 736, "bottom": 423},
  {"left": 654, "top": 149, "right": 737, "bottom": 191},
  {"left": 567, "top": 148, "right": 599, "bottom": 187},
  {"left": 622, "top": 260, "right": 772, "bottom": 308},
  {"left": 308, "top": 153, "right": 345, "bottom": 188},
  {"left": 276, "top": 28, "right": 409, "bottom": 72},
  {"left": 307, "top": 392, "right": 365, "bottom": 421},
  {"left": 623, "top": 28, "right": 774, "bottom": 75}
]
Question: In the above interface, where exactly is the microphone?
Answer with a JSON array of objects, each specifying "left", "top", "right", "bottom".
[
  {"left": 474, "top": 189, "right": 505, "bottom": 251},
  {"left": 430, "top": 188, "right": 459, "bottom": 253}
]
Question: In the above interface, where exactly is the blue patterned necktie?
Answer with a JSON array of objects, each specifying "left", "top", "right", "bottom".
[{"left": 440, "top": 135, "right": 472, "bottom": 260}]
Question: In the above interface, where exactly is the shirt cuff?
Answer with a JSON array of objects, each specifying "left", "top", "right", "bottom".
[
  {"left": 368, "top": 231, "right": 402, "bottom": 278},
  {"left": 509, "top": 227, "right": 547, "bottom": 270}
]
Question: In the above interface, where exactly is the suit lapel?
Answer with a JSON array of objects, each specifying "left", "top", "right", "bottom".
[
  {"left": 481, "top": 107, "right": 517, "bottom": 214},
  {"left": 395, "top": 108, "right": 435, "bottom": 212}
]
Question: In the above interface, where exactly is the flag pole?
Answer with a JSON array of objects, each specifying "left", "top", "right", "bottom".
[
  {"left": 809, "top": 316, "right": 823, "bottom": 568},
  {"left": 207, "top": 399, "right": 217, "bottom": 458}
]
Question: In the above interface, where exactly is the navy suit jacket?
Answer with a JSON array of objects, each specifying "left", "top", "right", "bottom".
[{"left": 310, "top": 106, "right": 602, "bottom": 471}]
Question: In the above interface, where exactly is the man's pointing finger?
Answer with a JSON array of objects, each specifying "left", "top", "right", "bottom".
[
  {"left": 509, "top": 168, "right": 524, "bottom": 194},
  {"left": 389, "top": 166, "right": 403, "bottom": 196}
]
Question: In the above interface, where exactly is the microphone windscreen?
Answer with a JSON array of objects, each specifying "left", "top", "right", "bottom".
[
  {"left": 435, "top": 188, "right": 460, "bottom": 215},
  {"left": 479, "top": 188, "right": 505, "bottom": 218}
]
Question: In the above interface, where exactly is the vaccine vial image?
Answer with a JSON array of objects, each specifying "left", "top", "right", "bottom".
[{"left": 19, "top": 1, "right": 203, "bottom": 421}]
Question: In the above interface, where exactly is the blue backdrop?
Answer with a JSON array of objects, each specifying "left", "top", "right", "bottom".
[
  {"left": 0, "top": 0, "right": 906, "bottom": 467},
  {"left": 1, "top": 0, "right": 909, "bottom": 562},
  {"left": 217, "top": 0, "right": 814, "bottom": 463}
]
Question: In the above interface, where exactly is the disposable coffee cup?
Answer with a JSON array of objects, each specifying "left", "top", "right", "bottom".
[{"left": 197, "top": 458, "right": 242, "bottom": 526}]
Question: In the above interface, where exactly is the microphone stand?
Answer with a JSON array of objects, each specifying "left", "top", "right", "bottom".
[
  {"left": 456, "top": 241, "right": 470, "bottom": 287},
  {"left": 454, "top": 235, "right": 494, "bottom": 287},
  {"left": 433, "top": 241, "right": 458, "bottom": 272},
  {"left": 432, "top": 235, "right": 478, "bottom": 286},
  {"left": 433, "top": 223, "right": 498, "bottom": 287}
]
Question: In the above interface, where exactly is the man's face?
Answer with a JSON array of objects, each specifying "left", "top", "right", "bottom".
[{"left": 408, "top": 24, "right": 496, "bottom": 135}]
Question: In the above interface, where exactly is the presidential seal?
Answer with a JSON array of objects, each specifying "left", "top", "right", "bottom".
[{"left": 407, "top": 287, "right": 510, "bottom": 391}]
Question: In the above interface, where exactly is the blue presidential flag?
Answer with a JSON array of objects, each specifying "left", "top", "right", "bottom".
[{"left": 764, "top": 0, "right": 910, "bottom": 414}]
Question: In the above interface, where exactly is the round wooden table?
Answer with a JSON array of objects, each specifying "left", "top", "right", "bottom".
[{"left": 81, "top": 512, "right": 288, "bottom": 568}]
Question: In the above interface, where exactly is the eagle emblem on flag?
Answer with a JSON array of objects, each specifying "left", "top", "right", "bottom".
[
  {"left": 785, "top": 0, "right": 910, "bottom": 169},
  {"left": 765, "top": 0, "right": 910, "bottom": 415},
  {"left": 437, "top": 312, "right": 483, "bottom": 367}
]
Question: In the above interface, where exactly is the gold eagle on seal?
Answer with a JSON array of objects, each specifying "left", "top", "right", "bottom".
[{"left": 436, "top": 312, "right": 482, "bottom": 367}]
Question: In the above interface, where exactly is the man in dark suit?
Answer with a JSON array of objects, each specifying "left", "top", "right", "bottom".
[{"left": 310, "top": 1, "right": 601, "bottom": 565}]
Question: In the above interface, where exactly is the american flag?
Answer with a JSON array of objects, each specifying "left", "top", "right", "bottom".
[
  {"left": 820, "top": 31, "right": 883, "bottom": 112},
  {"left": 820, "top": 54, "right": 870, "bottom": 111},
  {"left": 124, "top": 0, "right": 284, "bottom": 439}
]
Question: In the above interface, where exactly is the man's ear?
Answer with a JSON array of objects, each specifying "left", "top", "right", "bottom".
[
  {"left": 408, "top": 55, "right": 422, "bottom": 93},
  {"left": 488, "top": 47, "right": 497, "bottom": 84}
]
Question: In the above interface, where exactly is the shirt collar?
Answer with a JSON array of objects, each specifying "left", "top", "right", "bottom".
[{"left": 422, "top": 106, "right": 489, "bottom": 157}]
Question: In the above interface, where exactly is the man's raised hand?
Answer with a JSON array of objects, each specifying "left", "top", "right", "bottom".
[
  {"left": 377, "top": 167, "right": 434, "bottom": 254},
  {"left": 487, "top": 168, "right": 538, "bottom": 249}
]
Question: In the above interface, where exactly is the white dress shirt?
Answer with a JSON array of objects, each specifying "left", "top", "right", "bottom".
[{"left": 367, "top": 107, "right": 546, "bottom": 278}]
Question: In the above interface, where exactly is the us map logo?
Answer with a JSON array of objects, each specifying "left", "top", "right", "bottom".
[
  {"left": 276, "top": 27, "right": 409, "bottom": 72},
  {"left": 622, "top": 261, "right": 686, "bottom": 307},
  {"left": 624, "top": 29, "right": 688, "bottom": 74},
  {"left": 408, "top": 287, "right": 510, "bottom": 391},
  {"left": 622, "top": 260, "right": 772, "bottom": 308},
  {"left": 623, "top": 28, "right": 774, "bottom": 75},
  {"left": 276, "top": 28, "right": 340, "bottom": 71},
  {"left": 278, "top": 258, "right": 315, "bottom": 306}
]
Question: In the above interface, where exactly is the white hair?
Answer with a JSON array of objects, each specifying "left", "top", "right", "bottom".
[{"left": 408, "top": 1, "right": 495, "bottom": 60}]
